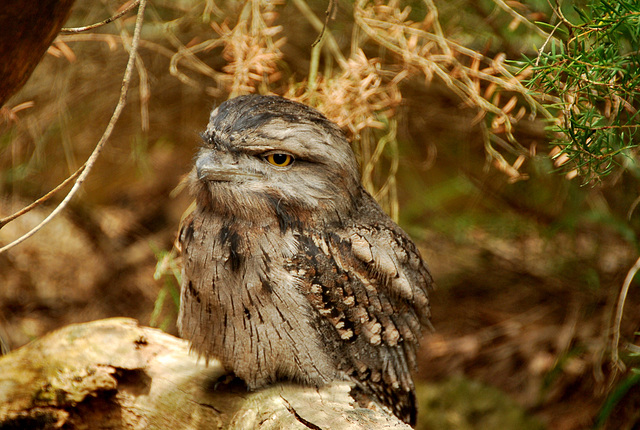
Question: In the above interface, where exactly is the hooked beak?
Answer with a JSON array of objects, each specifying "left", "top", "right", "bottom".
[{"left": 195, "top": 151, "right": 262, "bottom": 182}]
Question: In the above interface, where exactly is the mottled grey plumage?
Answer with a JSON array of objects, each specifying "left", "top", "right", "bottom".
[{"left": 178, "top": 95, "right": 432, "bottom": 425}]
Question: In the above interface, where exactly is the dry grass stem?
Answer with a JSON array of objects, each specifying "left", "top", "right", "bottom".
[
  {"left": 168, "top": 37, "right": 227, "bottom": 97},
  {"left": 57, "top": 34, "right": 176, "bottom": 59}
]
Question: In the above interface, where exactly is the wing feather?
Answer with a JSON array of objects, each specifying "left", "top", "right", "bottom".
[{"left": 293, "top": 191, "right": 433, "bottom": 425}]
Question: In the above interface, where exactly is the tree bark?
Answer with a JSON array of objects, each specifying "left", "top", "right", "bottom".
[
  {"left": 0, "top": 318, "right": 411, "bottom": 429},
  {"left": 0, "top": 0, "right": 76, "bottom": 106}
]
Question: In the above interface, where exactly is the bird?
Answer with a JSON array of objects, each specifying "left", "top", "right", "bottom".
[{"left": 177, "top": 94, "right": 433, "bottom": 426}]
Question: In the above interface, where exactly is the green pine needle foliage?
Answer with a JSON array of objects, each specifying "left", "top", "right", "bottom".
[{"left": 526, "top": 0, "right": 640, "bottom": 183}]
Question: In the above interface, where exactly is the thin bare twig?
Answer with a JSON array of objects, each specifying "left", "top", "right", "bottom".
[
  {"left": 535, "top": 20, "right": 563, "bottom": 67},
  {"left": 311, "top": 0, "right": 336, "bottom": 48},
  {"left": 0, "top": 165, "right": 85, "bottom": 229},
  {"left": 0, "top": 0, "right": 147, "bottom": 255},
  {"left": 292, "top": 0, "right": 347, "bottom": 66},
  {"left": 112, "top": 7, "right": 150, "bottom": 132},
  {"left": 61, "top": 0, "right": 140, "bottom": 33},
  {"left": 611, "top": 255, "right": 640, "bottom": 371}
]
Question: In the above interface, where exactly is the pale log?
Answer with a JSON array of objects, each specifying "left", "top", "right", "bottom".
[{"left": 0, "top": 318, "right": 411, "bottom": 429}]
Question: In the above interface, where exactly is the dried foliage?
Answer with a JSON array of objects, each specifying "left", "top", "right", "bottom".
[
  {"left": 3, "top": 0, "right": 638, "bottom": 242},
  {"left": 0, "top": 0, "right": 563, "bottom": 234},
  {"left": 211, "top": 1, "right": 285, "bottom": 97},
  {"left": 164, "top": 0, "right": 555, "bottom": 212},
  {"left": 352, "top": 0, "right": 547, "bottom": 183}
]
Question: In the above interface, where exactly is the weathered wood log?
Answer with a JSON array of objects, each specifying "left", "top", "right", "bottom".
[
  {"left": 0, "top": 0, "right": 76, "bottom": 106},
  {"left": 0, "top": 318, "right": 411, "bottom": 429}
]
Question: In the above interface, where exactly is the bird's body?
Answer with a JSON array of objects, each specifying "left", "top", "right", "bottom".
[{"left": 178, "top": 95, "right": 432, "bottom": 425}]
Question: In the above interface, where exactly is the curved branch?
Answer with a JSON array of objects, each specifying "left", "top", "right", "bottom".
[
  {"left": 0, "top": 165, "right": 84, "bottom": 229},
  {"left": 611, "top": 255, "right": 640, "bottom": 371},
  {"left": 61, "top": 0, "right": 140, "bottom": 33},
  {"left": 0, "top": 0, "right": 147, "bottom": 255}
]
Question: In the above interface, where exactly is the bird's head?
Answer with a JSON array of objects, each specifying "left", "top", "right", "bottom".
[{"left": 190, "top": 95, "right": 361, "bottom": 229}]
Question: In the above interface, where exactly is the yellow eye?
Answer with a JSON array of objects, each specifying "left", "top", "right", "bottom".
[{"left": 266, "top": 153, "right": 294, "bottom": 167}]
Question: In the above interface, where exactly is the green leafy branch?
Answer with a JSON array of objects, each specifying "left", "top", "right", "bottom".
[{"left": 525, "top": 0, "right": 640, "bottom": 183}]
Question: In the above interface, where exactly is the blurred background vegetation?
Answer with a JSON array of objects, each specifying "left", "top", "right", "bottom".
[{"left": 1, "top": 0, "right": 639, "bottom": 428}]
